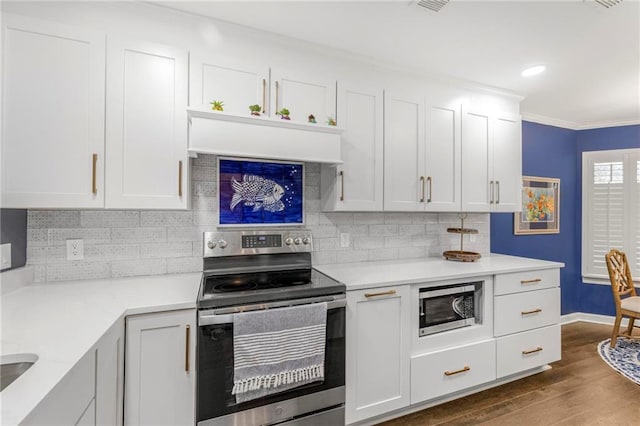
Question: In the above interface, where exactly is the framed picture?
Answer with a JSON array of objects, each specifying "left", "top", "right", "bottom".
[
  {"left": 218, "top": 157, "right": 304, "bottom": 226},
  {"left": 514, "top": 176, "right": 560, "bottom": 235}
]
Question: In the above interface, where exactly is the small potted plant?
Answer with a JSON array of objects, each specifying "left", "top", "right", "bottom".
[
  {"left": 210, "top": 100, "right": 224, "bottom": 111},
  {"left": 249, "top": 104, "right": 261, "bottom": 116},
  {"left": 326, "top": 116, "right": 337, "bottom": 126},
  {"left": 308, "top": 114, "right": 316, "bottom": 123},
  {"left": 277, "top": 108, "right": 291, "bottom": 120}
]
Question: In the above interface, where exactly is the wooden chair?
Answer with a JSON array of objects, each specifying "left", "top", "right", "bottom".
[{"left": 605, "top": 249, "right": 640, "bottom": 347}]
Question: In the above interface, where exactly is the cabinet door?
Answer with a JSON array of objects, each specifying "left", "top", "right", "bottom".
[
  {"left": 125, "top": 309, "right": 195, "bottom": 426},
  {"left": 1, "top": 14, "right": 105, "bottom": 208},
  {"left": 106, "top": 37, "right": 188, "bottom": 209},
  {"left": 383, "top": 91, "right": 425, "bottom": 211},
  {"left": 424, "top": 100, "right": 461, "bottom": 212},
  {"left": 189, "top": 54, "right": 269, "bottom": 115},
  {"left": 322, "top": 82, "right": 383, "bottom": 211},
  {"left": 492, "top": 113, "right": 522, "bottom": 212},
  {"left": 270, "top": 68, "right": 336, "bottom": 123},
  {"left": 346, "top": 286, "right": 410, "bottom": 424},
  {"left": 96, "top": 319, "right": 124, "bottom": 426},
  {"left": 461, "top": 107, "right": 491, "bottom": 212}
]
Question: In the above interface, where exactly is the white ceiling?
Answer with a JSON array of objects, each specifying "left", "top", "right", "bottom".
[{"left": 155, "top": 0, "right": 640, "bottom": 129}]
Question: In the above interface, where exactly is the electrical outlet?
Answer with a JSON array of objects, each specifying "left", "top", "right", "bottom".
[
  {"left": 66, "top": 239, "right": 84, "bottom": 260},
  {"left": 1, "top": 243, "right": 11, "bottom": 270},
  {"left": 340, "top": 233, "right": 350, "bottom": 248},
  {"left": 469, "top": 234, "right": 477, "bottom": 243}
]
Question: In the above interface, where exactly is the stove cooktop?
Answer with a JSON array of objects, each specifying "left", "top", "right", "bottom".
[{"left": 197, "top": 268, "right": 345, "bottom": 310}]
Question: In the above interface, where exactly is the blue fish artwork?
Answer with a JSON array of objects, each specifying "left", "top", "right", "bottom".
[{"left": 218, "top": 158, "right": 304, "bottom": 226}]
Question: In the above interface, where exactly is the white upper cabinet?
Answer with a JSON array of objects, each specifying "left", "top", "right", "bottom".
[
  {"left": 383, "top": 91, "right": 425, "bottom": 211},
  {"left": 1, "top": 14, "right": 106, "bottom": 208},
  {"left": 106, "top": 36, "right": 188, "bottom": 209},
  {"left": 321, "top": 82, "right": 383, "bottom": 211},
  {"left": 461, "top": 107, "right": 522, "bottom": 212},
  {"left": 189, "top": 54, "right": 269, "bottom": 116},
  {"left": 424, "top": 99, "right": 461, "bottom": 212},
  {"left": 270, "top": 68, "right": 336, "bottom": 124}
]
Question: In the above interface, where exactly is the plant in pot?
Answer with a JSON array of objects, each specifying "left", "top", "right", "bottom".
[
  {"left": 210, "top": 100, "right": 224, "bottom": 111},
  {"left": 326, "top": 116, "right": 337, "bottom": 126},
  {"left": 248, "top": 104, "right": 261, "bottom": 116},
  {"left": 277, "top": 108, "right": 291, "bottom": 120}
]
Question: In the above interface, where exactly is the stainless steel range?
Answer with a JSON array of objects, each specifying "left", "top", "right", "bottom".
[{"left": 196, "top": 229, "right": 346, "bottom": 426}]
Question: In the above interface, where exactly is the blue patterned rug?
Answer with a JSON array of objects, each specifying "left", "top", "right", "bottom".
[{"left": 598, "top": 338, "right": 640, "bottom": 385}]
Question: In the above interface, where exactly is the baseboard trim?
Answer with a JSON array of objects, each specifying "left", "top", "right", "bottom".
[{"left": 561, "top": 312, "right": 633, "bottom": 327}]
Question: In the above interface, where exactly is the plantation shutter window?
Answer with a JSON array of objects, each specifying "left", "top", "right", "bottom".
[{"left": 582, "top": 148, "right": 640, "bottom": 284}]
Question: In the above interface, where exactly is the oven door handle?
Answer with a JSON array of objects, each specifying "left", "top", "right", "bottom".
[{"left": 199, "top": 296, "right": 347, "bottom": 326}]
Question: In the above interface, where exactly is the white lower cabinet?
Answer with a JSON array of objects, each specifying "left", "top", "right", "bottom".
[
  {"left": 124, "top": 309, "right": 196, "bottom": 426},
  {"left": 410, "top": 339, "right": 496, "bottom": 404},
  {"left": 494, "top": 287, "right": 561, "bottom": 337},
  {"left": 496, "top": 324, "right": 561, "bottom": 378},
  {"left": 96, "top": 319, "right": 125, "bottom": 426},
  {"left": 346, "top": 286, "right": 410, "bottom": 424}
]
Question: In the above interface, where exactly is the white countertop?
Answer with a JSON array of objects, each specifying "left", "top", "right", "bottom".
[
  {"left": 0, "top": 272, "right": 201, "bottom": 426},
  {"left": 314, "top": 254, "right": 564, "bottom": 290}
]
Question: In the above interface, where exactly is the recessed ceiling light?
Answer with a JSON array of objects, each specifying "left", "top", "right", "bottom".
[{"left": 521, "top": 65, "right": 546, "bottom": 77}]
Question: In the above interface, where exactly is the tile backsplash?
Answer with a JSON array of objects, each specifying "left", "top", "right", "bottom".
[{"left": 26, "top": 154, "right": 489, "bottom": 283}]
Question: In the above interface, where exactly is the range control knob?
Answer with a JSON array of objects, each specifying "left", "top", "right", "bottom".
[
  {"left": 218, "top": 240, "right": 227, "bottom": 249},
  {"left": 207, "top": 240, "right": 217, "bottom": 249},
  {"left": 302, "top": 237, "right": 311, "bottom": 245},
  {"left": 294, "top": 237, "right": 302, "bottom": 245},
  {"left": 284, "top": 237, "right": 294, "bottom": 246}
]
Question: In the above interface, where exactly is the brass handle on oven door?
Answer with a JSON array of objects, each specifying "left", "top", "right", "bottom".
[
  {"left": 444, "top": 366, "right": 470, "bottom": 376},
  {"left": 185, "top": 324, "right": 190, "bottom": 372},
  {"left": 364, "top": 290, "right": 396, "bottom": 298}
]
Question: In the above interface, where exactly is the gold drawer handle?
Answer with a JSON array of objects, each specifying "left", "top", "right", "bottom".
[
  {"left": 185, "top": 324, "right": 190, "bottom": 372},
  {"left": 521, "top": 278, "right": 542, "bottom": 284},
  {"left": 92, "top": 153, "right": 98, "bottom": 194},
  {"left": 522, "top": 347, "right": 543, "bottom": 355},
  {"left": 178, "top": 160, "right": 183, "bottom": 197},
  {"left": 444, "top": 366, "right": 470, "bottom": 376},
  {"left": 364, "top": 290, "right": 396, "bottom": 298},
  {"left": 521, "top": 308, "right": 542, "bottom": 315},
  {"left": 339, "top": 171, "right": 345, "bottom": 201}
]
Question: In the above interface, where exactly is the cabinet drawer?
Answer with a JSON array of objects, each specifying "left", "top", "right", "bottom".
[
  {"left": 495, "top": 269, "right": 559, "bottom": 296},
  {"left": 497, "top": 325, "right": 561, "bottom": 378},
  {"left": 494, "top": 288, "right": 560, "bottom": 336},
  {"left": 410, "top": 340, "right": 496, "bottom": 404}
]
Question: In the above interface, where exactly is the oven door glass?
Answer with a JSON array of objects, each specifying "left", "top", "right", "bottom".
[
  {"left": 420, "top": 291, "right": 475, "bottom": 329},
  {"left": 197, "top": 306, "right": 345, "bottom": 423}
]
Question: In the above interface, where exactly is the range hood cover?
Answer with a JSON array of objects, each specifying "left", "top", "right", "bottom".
[{"left": 188, "top": 108, "right": 343, "bottom": 164}]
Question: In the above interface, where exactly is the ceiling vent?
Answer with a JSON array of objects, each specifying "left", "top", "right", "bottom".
[
  {"left": 584, "top": 0, "right": 624, "bottom": 9},
  {"left": 416, "top": 0, "right": 450, "bottom": 13}
]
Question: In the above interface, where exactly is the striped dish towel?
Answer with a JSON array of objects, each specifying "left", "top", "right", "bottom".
[{"left": 232, "top": 302, "right": 327, "bottom": 403}]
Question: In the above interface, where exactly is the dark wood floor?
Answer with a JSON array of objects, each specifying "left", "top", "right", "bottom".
[{"left": 380, "top": 322, "right": 640, "bottom": 426}]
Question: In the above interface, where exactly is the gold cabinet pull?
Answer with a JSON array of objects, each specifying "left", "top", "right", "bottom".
[
  {"left": 419, "top": 176, "right": 425, "bottom": 202},
  {"left": 262, "top": 78, "right": 267, "bottom": 113},
  {"left": 339, "top": 170, "right": 345, "bottom": 201},
  {"left": 496, "top": 180, "right": 500, "bottom": 204},
  {"left": 522, "top": 346, "right": 543, "bottom": 355},
  {"left": 521, "top": 308, "right": 542, "bottom": 315},
  {"left": 364, "top": 290, "right": 396, "bottom": 298},
  {"left": 444, "top": 366, "right": 470, "bottom": 376},
  {"left": 521, "top": 278, "right": 542, "bottom": 284},
  {"left": 489, "top": 181, "right": 495, "bottom": 204},
  {"left": 92, "top": 153, "right": 98, "bottom": 194},
  {"left": 426, "top": 176, "right": 432, "bottom": 203},
  {"left": 178, "top": 161, "right": 183, "bottom": 197},
  {"left": 275, "top": 80, "right": 279, "bottom": 113},
  {"left": 185, "top": 324, "right": 190, "bottom": 372}
]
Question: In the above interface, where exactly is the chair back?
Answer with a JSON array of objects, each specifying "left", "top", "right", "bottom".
[{"left": 605, "top": 249, "right": 636, "bottom": 302}]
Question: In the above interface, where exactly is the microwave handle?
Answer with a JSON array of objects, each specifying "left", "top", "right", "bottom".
[{"left": 199, "top": 298, "right": 346, "bottom": 326}]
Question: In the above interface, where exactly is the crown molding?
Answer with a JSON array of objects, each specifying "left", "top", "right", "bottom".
[{"left": 522, "top": 112, "right": 640, "bottom": 131}]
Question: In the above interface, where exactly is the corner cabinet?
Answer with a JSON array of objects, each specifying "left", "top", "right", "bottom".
[
  {"left": 320, "top": 82, "right": 384, "bottom": 211},
  {"left": 345, "top": 286, "right": 410, "bottom": 424},
  {"left": 1, "top": 14, "right": 106, "bottom": 209},
  {"left": 124, "top": 309, "right": 196, "bottom": 426},
  {"left": 105, "top": 37, "right": 188, "bottom": 209},
  {"left": 461, "top": 108, "right": 521, "bottom": 212}
]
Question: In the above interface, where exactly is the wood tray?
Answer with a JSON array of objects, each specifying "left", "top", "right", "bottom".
[{"left": 443, "top": 250, "right": 482, "bottom": 262}]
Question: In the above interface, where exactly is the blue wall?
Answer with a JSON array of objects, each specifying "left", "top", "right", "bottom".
[{"left": 492, "top": 122, "right": 639, "bottom": 316}]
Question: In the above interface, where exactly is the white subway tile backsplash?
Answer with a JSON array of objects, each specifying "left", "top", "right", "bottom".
[
  {"left": 25, "top": 157, "right": 489, "bottom": 282},
  {"left": 81, "top": 211, "right": 139, "bottom": 228}
]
